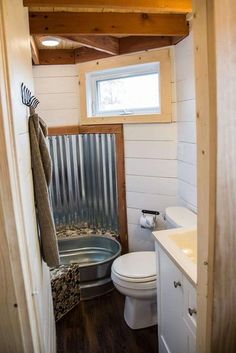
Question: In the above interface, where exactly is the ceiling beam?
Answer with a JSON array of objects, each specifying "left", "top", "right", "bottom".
[
  {"left": 39, "top": 49, "right": 75, "bottom": 65},
  {"left": 29, "top": 12, "right": 189, "bottom": 36},
  {"left": 64, "top": 35, "right": 119, "bottom": 55},
  {"left": 75, "top": 46, "right": 112, "bottom": 63},
  {"left": 38, "top": 47, "right": 112, "bottom": 65},
  {"left": 23, "top": 0, "right": 192, "bottom": 13},
  {"left": 119, "top": 36, "right": 173, "bottom": 54}
]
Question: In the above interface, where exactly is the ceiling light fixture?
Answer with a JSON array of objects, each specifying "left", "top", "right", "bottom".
[{"left": 41, "top": 37, "right": 60, "bottom": 47}]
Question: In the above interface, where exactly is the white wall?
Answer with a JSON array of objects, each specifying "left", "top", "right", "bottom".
[
  {"left": 33, "top": 65, "right": 80, "bottom": 126},
  {"left": 33, "top": 62, "right": 179, "bottom": 251},
  {"left": 124, "top": 123, "right": 179, "bottom": 251},
  {"left": 1, "top": 0, "right": 56, "bottom": 352},
  {"left": 33, "top": 41, "right": 197, "bottom": 251},
  {"left": 175, "top": 33, "right": 197, "bottom": 212}
]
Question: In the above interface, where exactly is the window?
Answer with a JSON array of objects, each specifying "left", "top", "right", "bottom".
[
  {"left": 79, "top": 49, "right": 172, "bottom": 124},
  {"left": 86, "top": 63, "right": 160, "bottom": 117}
]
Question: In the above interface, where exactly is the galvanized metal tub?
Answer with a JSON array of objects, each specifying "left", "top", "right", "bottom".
[{"left": 58, "top": 235, "right": 121, "bottom": 300}]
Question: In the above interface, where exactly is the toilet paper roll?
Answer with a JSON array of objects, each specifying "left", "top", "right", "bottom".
[{"left": 140, "top": 214, "right": 155, "bottom": 229}]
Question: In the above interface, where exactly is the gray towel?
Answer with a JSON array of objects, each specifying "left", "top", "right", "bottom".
[{"left": 29, "top": 114, "right": 59, "bottom": 268}]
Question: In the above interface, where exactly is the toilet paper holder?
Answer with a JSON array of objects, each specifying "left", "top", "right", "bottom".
[
  {"left": 140, "top": 210, "right": 160, "bottom": 229},
  {"left": 141, "top": 209, "right": 160, "bottom": 216}
]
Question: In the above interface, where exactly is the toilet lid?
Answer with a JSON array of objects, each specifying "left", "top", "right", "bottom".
[{"left": 112, "top": 252, "right": 156, "bottom": 281}]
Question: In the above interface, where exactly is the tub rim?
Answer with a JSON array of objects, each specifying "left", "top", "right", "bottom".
[{"left": 58, "top": 234, "right": 122, "bottom": 268}]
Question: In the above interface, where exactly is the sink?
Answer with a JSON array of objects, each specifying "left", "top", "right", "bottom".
[
  {"left": 152, "top": 227, "right": 197, "bottom": 284},
  {"left": 169, "top": 229, "right": 197, "bottom": 264}
]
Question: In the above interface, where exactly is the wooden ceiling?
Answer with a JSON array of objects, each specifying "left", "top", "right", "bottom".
[{"left": 24, "top": 1, "right": 192, "bottom": 65}]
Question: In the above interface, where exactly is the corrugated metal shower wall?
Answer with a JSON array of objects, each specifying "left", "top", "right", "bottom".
[{"left": 48, "top": 134, "right": 119, "bottom": 233}]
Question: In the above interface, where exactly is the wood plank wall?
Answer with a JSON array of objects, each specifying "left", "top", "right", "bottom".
[
  {"left": 193, "top": 0, "right": 236, "bottom": 352},
  {"left": 193, "top": 0, "right": 216, "bottom": 351},
  {"left": 212, "top": 0, "right": 236, "bottom": 351},
  {"left": 0, "top": 0, "right": 56, "bottom": 352}
]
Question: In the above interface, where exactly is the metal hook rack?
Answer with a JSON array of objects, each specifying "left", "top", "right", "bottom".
[{"left": 21, "top": 83, "right": 39, "bottom": 112}]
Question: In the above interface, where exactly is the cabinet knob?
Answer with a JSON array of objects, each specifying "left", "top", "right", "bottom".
[
  {"left": 188, "top": 308, "right": 197, "bottom": 316},
  {"left": 173, "top": 281, "right": 181, "bottom": 288}
]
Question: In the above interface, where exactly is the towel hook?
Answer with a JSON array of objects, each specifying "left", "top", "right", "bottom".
[{"left": 21, "top": 83, "right": 40, "bottom": 111}]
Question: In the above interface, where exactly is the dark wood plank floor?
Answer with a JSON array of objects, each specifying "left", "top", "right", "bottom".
[{"left": 56, "top": 289, "right": 158, "bottom": 353}]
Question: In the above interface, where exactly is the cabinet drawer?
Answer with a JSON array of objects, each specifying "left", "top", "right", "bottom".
[{"left": 183, "top": 276, "right": 197, "bottom": 333}]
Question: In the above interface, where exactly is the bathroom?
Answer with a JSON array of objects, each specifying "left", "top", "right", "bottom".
[{"left": 0, "top": 1, "right": 235, "bottom": 353}]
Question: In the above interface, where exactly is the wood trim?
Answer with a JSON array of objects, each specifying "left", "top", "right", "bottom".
[
  {"left": 80, "top": 114, "right": 172, "bottom": 125},
  {"left": 115, "top": 126, "right": 128, "bottom": 253},
  {"left": 23, "top": 0, "right": 192, "bottom": 13},
  {"left": 193, "top": 1, "right": 216, "bottom": 352},
  {"left": 78, "top": 124, "right": 122, "bottom": 134},
  {"left": 208, "top": 0, "right": 236, "bottom": 351},
  {"left": 78, "top": 48, "right": 172, "bottom": 125},
  {"left": 29, "top": 12, "right": 189, "bottom": 37},
  {"left": 48, "top": 124, "right": 122, "bottom": 136},
  {"left": 194, "top": 0, "right": 236, "bottom": 351},
  {"left": 0, "top": 48, "right": 33, "bottom": 353},
  {"left": 48, "top": 125, "right": 80, "bottom": 135},
  {"left": 48, "top": 124, "right": 128, "bottom": 252},
  {"left": 0, "top": 1, "right": 38, "bottom": 351}
]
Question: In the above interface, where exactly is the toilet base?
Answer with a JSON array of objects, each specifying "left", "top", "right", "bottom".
[{"left": 124, "top": 296, "right": 157, "bottom": 329}]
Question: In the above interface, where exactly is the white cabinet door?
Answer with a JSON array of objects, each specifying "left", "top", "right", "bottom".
[
  {"left": 158, "top": 248, "right": 187, "bottom": 353},
  {"left": 188, "top": 328, "right": 196, "bottom": 353},
  {"left": 183, "top": 322, "right": 196, "bottom": 353},
  {"left": 183, "top": 277, "right": 197, "bottom": 335}
]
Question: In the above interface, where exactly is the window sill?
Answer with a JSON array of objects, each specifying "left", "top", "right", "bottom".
[{"left": 80, "top": 112, "right": 172, "bottom": 125}]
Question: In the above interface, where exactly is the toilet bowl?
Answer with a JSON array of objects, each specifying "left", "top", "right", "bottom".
[
  {"left": 112, "top": 207, "right": 197, "bottom": 330},
  {"left": 111, "top": 251, "right": 157, "bottom": 329}
]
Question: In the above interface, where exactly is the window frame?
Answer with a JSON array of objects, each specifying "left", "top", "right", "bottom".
[
  {"left": 87, "top": 62, "right": 161, "bottom": 117},
  {"left": 79, "top": 48, "right": 173, "bottom": 125}
]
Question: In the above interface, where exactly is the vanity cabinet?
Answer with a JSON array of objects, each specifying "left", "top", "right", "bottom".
[{"left": 156, "top": 244, "right": 197, "bottom": 353}]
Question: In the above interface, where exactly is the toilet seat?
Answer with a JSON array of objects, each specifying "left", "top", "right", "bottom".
[
  {"left": 112, "top": 271, "right": 156, "bottom": 290},
  {"left": 111, "top": 251, "right": 157, "bottom": 289},
  {"left": 112, "top": 270, "right": 156, "bottom": 283}
]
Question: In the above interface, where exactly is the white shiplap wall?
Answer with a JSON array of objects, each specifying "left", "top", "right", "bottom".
[
  {"left": 33, "top": 65, "right": 80, "bottom": 127},
  {"left": 33, "top": 54, "right": 181, "bottom": 251},
  {"left": 124, "top": 123, "right": 178, "bottom": 251},
  {"left": 175, "top": 33, "right": 197, "bottom": 212}
]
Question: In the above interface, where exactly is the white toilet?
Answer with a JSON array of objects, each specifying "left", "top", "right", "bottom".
[{"left": 111, "top": 206, "right": 197, "bottom": 330}]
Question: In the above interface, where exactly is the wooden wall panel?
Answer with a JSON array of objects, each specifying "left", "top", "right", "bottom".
[
  {"left": 193, "top": 0, "right": 216, "bottom": 351},
  {"left": 0, "top": 0, "right": 56, "bottom": 352},
  {"left": 212, "top": 0, "right": 236, "bottom": 351},
  {"left": 193, "top": 0, "right": 236, "bottom": 352}
]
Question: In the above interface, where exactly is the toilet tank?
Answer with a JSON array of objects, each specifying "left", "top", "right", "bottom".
[{"left": 165, "top": 207, "right": 197, "bottom": 229}]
